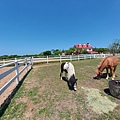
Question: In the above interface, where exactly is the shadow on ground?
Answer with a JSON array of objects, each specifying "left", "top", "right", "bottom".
[
  {"left": 104, "top": 87, "right": 120, "bottom": 100},
  {"left": 0, "top": 69, "right": 32, "bottom": 117},
  {"left": 93, "top": 73, "right": 113, "bottom": 80},
  {"left": 104, "top": 88, "right": 112, "bottom": 96}
]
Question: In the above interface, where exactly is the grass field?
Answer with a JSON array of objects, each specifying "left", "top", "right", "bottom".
[{"left": 0, "top": 58, "right": 120, "bottom": 120}]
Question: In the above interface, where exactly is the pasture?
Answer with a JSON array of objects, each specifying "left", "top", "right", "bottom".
[{"left": 0, "top": 58, "right": 120, "bottom": 120}]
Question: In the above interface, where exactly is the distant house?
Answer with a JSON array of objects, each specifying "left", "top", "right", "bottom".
[{"left": 74, "top": 43, "right": 98, "bottom": 54}]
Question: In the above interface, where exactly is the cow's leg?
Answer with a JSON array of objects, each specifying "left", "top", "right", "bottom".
[{"left": 106, "top": 68, "right": 109, "bottom": 79}]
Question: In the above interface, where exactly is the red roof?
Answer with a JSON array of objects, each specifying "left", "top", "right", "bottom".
[{"left": 74, "top": 44, "right": 92, "bottom": 49}]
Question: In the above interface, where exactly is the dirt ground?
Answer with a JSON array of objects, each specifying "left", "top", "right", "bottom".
[
  {"left": 0, "top": 63, "right": 56, "bottom": 106},
  {"left": 0, "top": 66, "right": 31, "bottom": 106},
  {"left": 1, "top": 60, "right": 120, "bottom": 120}
]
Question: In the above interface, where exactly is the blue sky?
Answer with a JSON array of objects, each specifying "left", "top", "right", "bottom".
[{"left": 0, "top": 0, "right": 120, "bottom": 55}]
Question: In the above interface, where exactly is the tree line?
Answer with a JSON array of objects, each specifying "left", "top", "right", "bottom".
[
  {"left": 39, "top": 39, "right": 120, "bottom": 56},
  {"left": 0, "top": 39, "right": 120, "bottom": 60}
]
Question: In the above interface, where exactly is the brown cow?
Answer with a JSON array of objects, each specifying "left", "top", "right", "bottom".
[{"left": 95, "top": 56, "right": 119, "bottom": 80}]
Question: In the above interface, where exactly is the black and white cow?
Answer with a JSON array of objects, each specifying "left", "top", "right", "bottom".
[{"left": 60, "top": 62, "right": 77, "bottom": 91}]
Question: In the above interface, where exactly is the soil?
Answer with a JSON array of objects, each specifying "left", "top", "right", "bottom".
[
  {"left": 1, "top": 61, "right": 120, "bottom": 120},
  {"left": 0, "top": 66, "right": 31, "bottom": 105},
  {"left": 0, "top": 63, "right": 58, "bottom": 106}
]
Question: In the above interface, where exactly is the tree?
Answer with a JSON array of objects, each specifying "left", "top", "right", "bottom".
[
  {"left": 82, "top": 50, "right": 88, "bottom": 54},
  {"left": 108, "top": 39, "right": 120, "bottom": 55},
  {"left": 61, "top": 49, "right": 65, "bottom": 53},
  {"left": 9, "top": 55, "right": 18, "bottom": 58},
  {"left": 65, "top": 47, "right": 75, "bottom": 55},
  {"left": 53, "top": 49, "right": 61, "bottom": 55},
  {"left": 76, "top": 48, "right": 82, "bottom": 54},
  {"left": 43, "top": 50, "right": 51, "bottom": 56},
  {"left": 93, "top": 47, "right": 109, "bottom": 54},
  {"left": 69, "top": 47, "right": 75, "bottom": 52},
  {"left": 51, "top": 49, "right": 55, "bottom": 54},
  {"left": 0, "top": 55, "right": 9, "bottom": 60}
]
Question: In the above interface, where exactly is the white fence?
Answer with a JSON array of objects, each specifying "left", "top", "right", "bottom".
[
  {"left": 32, "top": 54, "right": 111, "bottom": 64},
  {"left": 0, "top": 53, "right": 119, "bottom": 95},
  {"left": 0, "top": 58, "right": 33, "bottom": 95}
]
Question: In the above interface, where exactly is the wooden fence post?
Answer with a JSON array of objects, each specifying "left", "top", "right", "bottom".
[
  {"left": 3, "top": 59, "right": 5, "bottom": 65},
  {"left": 47, "top": 56, "right": 48, "bottom": 63},
  {"left": 78, "top": 55, "right": 80, "bottom": 61},
  {"left": 31, "top": 57, "right": 33, "bottom": 69},
  {"left": 15, "top": 58, "right": 19, "bottom": 84},
  {"left": 25, "top": 58, "right": 28, "bottom": 72},
  {"left": 70, "top": 55, "right": 72, "bottom": 61},
  {"left": 90, "top": 55, "right": 91, "bottom": 59},
  {"left": 84, "top": 55, "right": 86, "bottom": 59},
  {"left": 60, "top": 55, "right": 62, "bottom": 62}
]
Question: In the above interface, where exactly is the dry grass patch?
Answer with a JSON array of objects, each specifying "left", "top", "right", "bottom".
[{"left": 81, "top": 86, "right": 118, "bottom": 114}]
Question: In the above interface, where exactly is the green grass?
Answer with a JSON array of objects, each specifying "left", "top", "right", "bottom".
[{"left": 1, "top": 58, "right": 120, "bottom": 120}]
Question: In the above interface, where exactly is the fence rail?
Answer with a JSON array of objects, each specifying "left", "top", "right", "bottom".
[
  {"left": 0, "top": 53, "right": 120, "bottom": 96},
  {"left": 0, "top": 57, "right": 33, "bottom": 95},
  {"left": 32, "top": 54, "right": 112, "bottom": 64}
]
